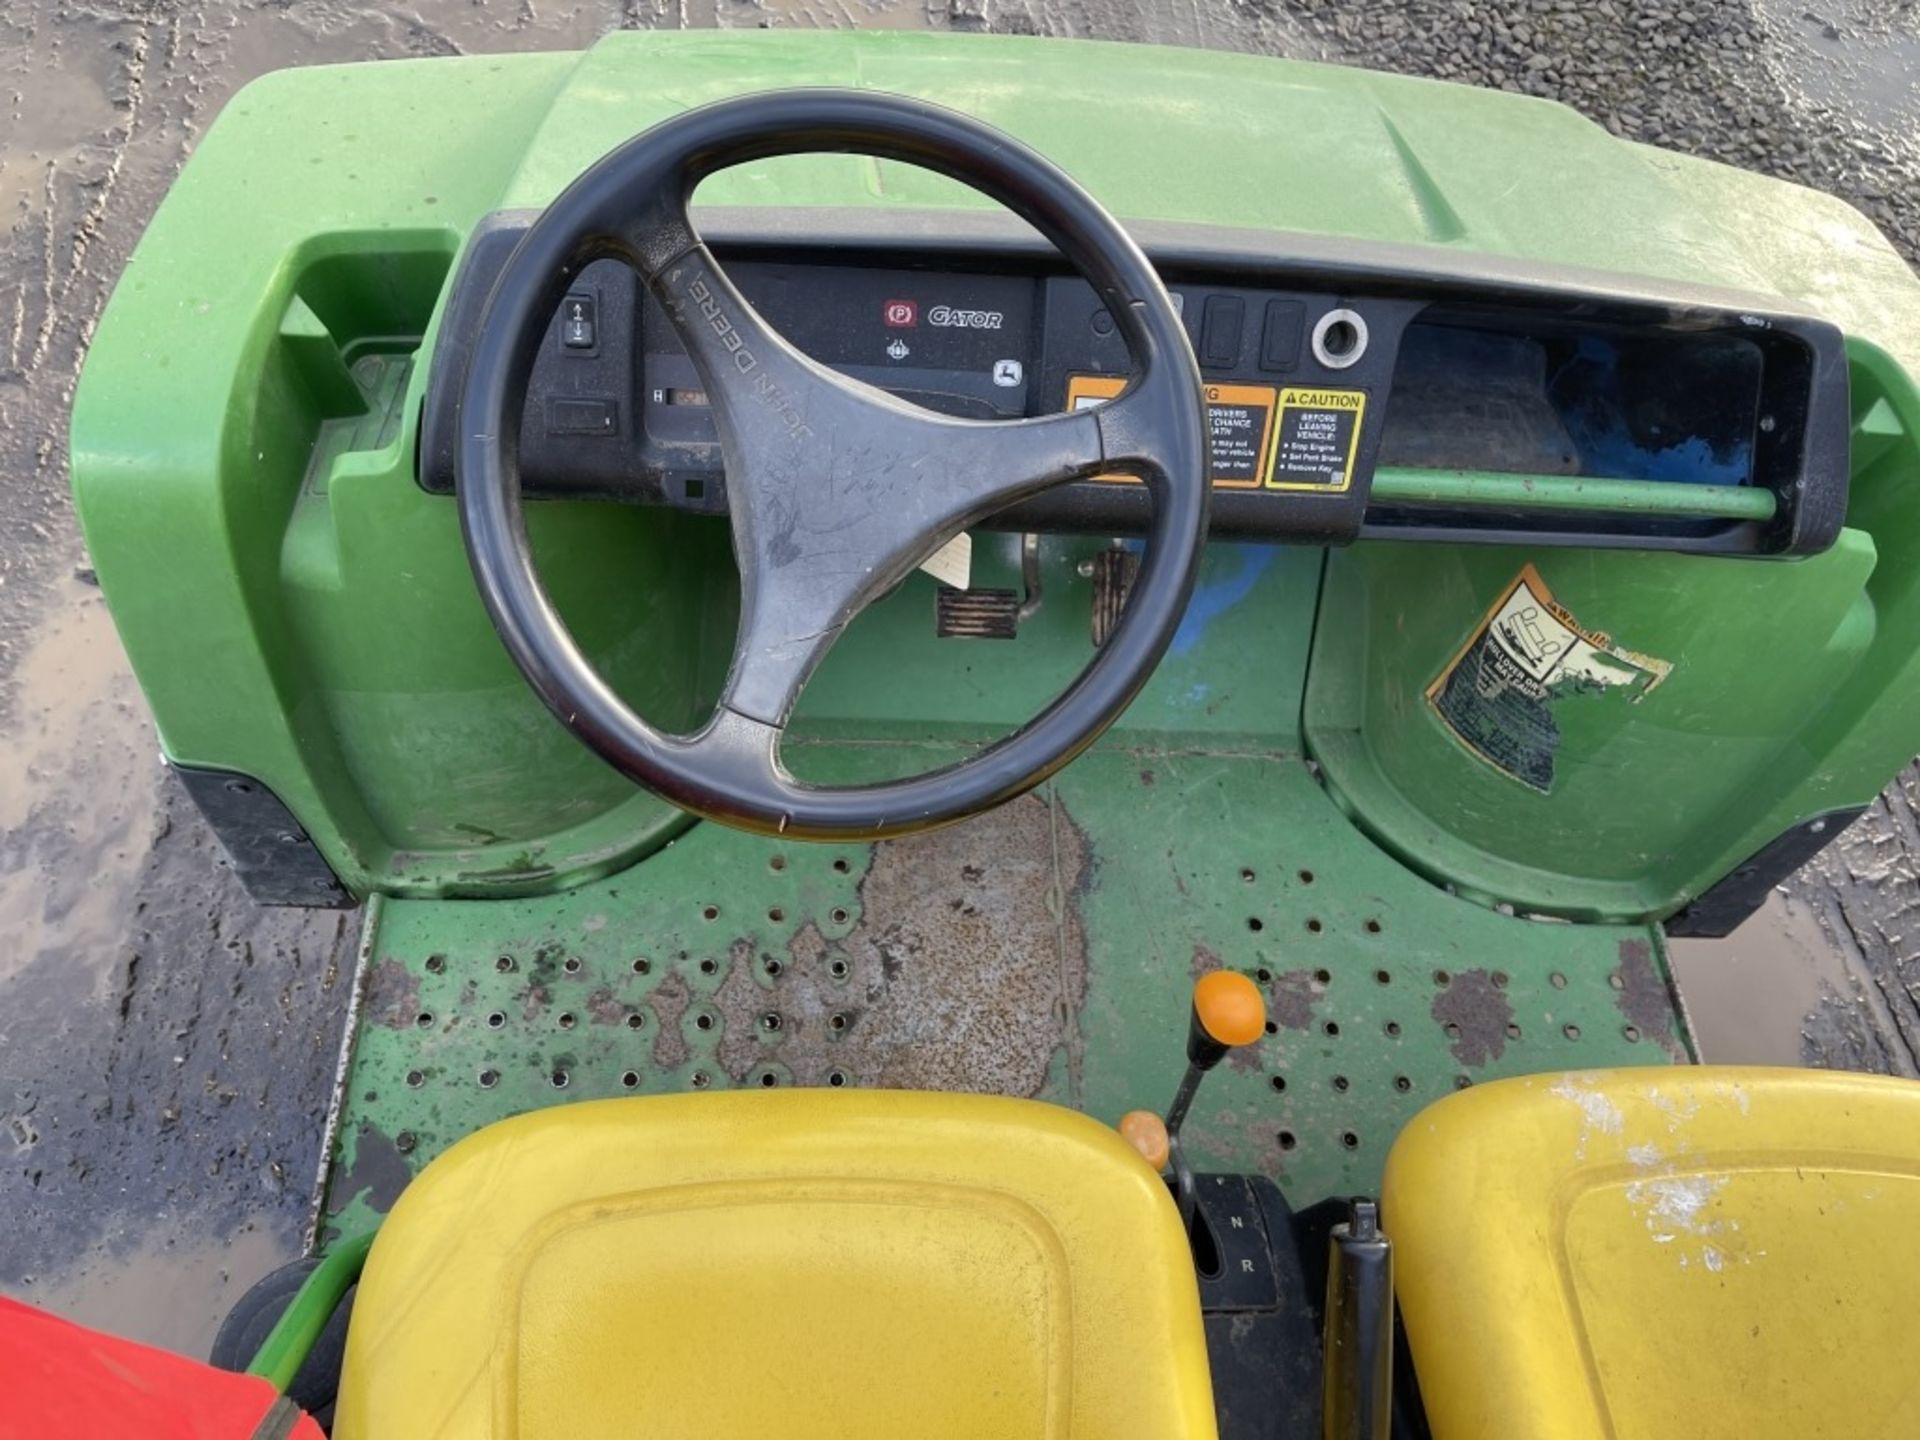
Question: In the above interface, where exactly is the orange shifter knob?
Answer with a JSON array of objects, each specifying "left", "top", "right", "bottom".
[
  {"left": 1118, "top": 1109, "right": 1171, "bottom": 1171},
  {"left": 1192, "top": 970, "right": 1268, "bottom": 1053}
]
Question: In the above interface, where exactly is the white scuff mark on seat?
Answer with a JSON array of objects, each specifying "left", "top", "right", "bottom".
[
  {"left": 1644, "top": 1084, "right": 1702, "bottom": 1134},
  {"left": 1627, "top": 1172, "right": 1725, "bottom": 1235},
  {"left": 1627, "top": 1142, "right": 1663, "bottom": 1169},
  {"left": 1625, "top": 1169, "right": 1753, "bottom": 1273},
  {"left": 1551, "top": 1074, "right": 1623, "bottom": 1157}
]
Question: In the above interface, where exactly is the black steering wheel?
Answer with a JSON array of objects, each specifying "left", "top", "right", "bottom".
[{"left": 458, "top": 90, "right": 1209, "bottom": 841}]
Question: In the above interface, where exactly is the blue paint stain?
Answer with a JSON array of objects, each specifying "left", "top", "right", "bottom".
[{"left": 1170, "top": 544, "right": 1277, "bottom": 656}]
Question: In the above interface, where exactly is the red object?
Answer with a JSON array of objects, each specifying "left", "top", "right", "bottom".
[
  {"left": 883, "top": 299, "right": 917, "bottom": 327},
  {"left": 0, "top": 1296, "right": 322, "bottom": 1439}
]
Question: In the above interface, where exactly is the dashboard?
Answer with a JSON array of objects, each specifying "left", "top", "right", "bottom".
[{"left": 420, "top": 210, "right": 1850, "bottom": 557}]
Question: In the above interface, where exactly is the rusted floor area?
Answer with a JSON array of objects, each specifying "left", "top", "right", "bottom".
[{"left": 318, "top": 753, "right": 1678, "bottom": 1249}]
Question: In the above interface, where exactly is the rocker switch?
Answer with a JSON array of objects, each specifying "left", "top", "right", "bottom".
[
  {"left": 561, "top": 293, "right": 597, "bottom": 350},
  {"left": 1260, "top": 299, "right": 1305, "bottom": 371},
  {"left": 1199, "top": 295, "right": 1244, "bottom": 370}
]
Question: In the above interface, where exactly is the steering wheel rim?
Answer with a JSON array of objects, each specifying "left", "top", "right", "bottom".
[{"left": 458, "top": 89, "right": 1209, "bottom": 841}]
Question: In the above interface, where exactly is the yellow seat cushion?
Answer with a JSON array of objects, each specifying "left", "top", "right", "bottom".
[
  {"left": 334, "top": 1090, "right": 1216, "bottom": 1440},
  {"left": 1384, "top": 1066, "right": 1920, "bottom": 1440}
]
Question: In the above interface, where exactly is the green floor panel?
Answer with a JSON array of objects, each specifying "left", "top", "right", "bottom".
[{"left": 320, "top": 747, "right": 1688, "bottom": 1246}]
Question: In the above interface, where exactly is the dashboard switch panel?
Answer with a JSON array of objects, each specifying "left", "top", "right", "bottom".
[{"left": 418, "top": 209, "right": 1848, "bottom": 557}]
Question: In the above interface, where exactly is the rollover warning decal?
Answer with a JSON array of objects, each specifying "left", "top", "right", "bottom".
[
  {"left": 1427, "top": 565, "right": 1672, "bottom": 794},
  {"left": 1066, "top": 375, "right": 1277, "bottom": 488},
  {"left": 1265, "top": 387, "right": 1365, "bottom": 492}
]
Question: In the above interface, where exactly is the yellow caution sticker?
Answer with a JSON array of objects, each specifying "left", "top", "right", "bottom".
[
  {"left": 1065, "top": 374, "right": 1278, "bottom": 489},
  {"left": 1264, "top": 387, "right": 1366, "bottom": 492}
]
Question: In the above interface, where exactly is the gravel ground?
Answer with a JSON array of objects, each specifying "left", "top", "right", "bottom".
[
  {"left": 1276, "top": 0, "right": 1920, "bottom": 265},
  {"left": 1, "top": 0, "right": 1917, "bottom": 1352}
]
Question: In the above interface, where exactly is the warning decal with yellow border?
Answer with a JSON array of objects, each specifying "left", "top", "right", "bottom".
[
  {"left": 1264, "top": 387, "right": 1366, "bottom": 492},
  {"left": 1426, "top": 564, "right": 1673, "bottom": 794},
  {"left": 1065, "top": 374, "right": 1277, "bottom": 489}
]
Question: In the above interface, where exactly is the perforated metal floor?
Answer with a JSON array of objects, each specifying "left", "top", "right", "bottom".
[{"left": 317, "top": 748, "right": 1689, "bottom": 1247}]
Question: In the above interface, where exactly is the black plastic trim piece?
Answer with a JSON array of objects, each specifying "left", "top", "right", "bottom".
[
  {"left": 172, "top": 765, "right": 354, "bottom": 909},
  {"left": 673, "top": 205, "right": 1835, "bottom": 320},
  {"left": 1193, "top": 1172, "right": 1324, "bottom": 1440},
  {"left": 1665, "top": 805, "right": 1867, "bottom": 938},
  {"left": 420, "top": 203, "right": 1849, "bottom": 558}
]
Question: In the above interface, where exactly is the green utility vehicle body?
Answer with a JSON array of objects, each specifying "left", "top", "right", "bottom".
[{"left": 70, "top": 31, "right": 1920, "bottom": 1239}]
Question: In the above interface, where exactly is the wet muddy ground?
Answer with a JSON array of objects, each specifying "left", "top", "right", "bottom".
[{"left": 3, "top": 0, "right": 1918, "bottom": 1357}]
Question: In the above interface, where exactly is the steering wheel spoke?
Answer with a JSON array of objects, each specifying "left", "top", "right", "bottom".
[
  {"left": 906, "top": 404, "right": 1111, "bottom": 517},
  {"left": 1084, "top": 367, "right": 1193, "bottom": 490},
  {"left": 654, "top": 249, "right": 1111, "bottom": 727},
  {"left": 707, "top": 401, "right": 1104, "bottom": 727},
  {"left": 651, "top": 247, "right": 830, "bottom": 461},
  {"left": 714, "top": 541, "right": 870, "bottom": 729}
]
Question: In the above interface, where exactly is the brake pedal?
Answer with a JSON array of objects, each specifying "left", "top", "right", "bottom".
[
  {"left": 937, "top": 587, "right": 1020, "bottom": 639},
  {"left": 934, "top": 533, "right": 1044, "bottom": 640}
]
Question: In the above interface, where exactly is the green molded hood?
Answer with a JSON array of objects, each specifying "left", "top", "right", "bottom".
[{"left": 69, "top": 30, "right": 1920, "bottom": 907}]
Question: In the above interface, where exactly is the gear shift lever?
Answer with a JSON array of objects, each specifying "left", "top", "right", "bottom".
[{"left": 1119, "top": 972, "right": 1266, "bottom": 1237}]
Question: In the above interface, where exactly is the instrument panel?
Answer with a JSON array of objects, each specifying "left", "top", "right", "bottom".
[{"left": 419, "top": 211, "right": 1849, "bottom": 556}]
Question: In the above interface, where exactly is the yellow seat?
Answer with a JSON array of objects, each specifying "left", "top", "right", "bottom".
[
  {"left": 1384, "top": 1066, "right": 1920, "bottom": 1440},
  {"left": 334, "top": 1090, "right": 1216, "bottom": 1439}
]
